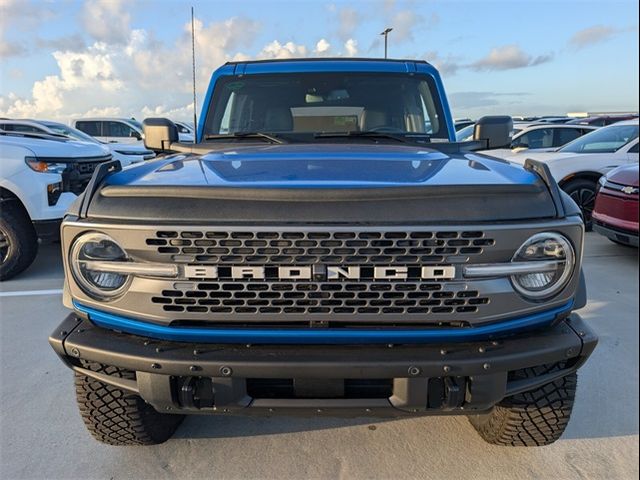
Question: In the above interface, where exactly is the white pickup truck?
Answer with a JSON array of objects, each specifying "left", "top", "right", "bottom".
[{"left": 0, "top": 131, "right": 112, "bottom": 280}]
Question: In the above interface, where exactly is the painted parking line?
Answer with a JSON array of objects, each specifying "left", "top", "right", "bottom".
[{"left": 0, "top": 288, "right": 63, "bottom": 298}]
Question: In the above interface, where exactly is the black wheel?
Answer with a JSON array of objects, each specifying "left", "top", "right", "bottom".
[
  {"left": 562, "top": 178, "right": 598, "bottom": 231},
  {"left": 0, "top": 203, "right": 38, "bottom": 281},
  {"left": 468, "top": 365, "right": 577, "bottom": 446},
  {"left": 74, "top": 363, "right": 184, "bottom": 445}
]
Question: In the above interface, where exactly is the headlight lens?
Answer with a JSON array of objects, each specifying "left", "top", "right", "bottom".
[
  {"left": 511, "top": 232, "right": 575, "bottom": 299},
  {"left": 25, "top": 156, "right": 69, "bottom": 174},
  {"left": 70, "top": 232, "right": 130, "bottom": 299}
]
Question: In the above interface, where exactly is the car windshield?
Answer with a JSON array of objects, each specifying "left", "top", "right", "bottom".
[
  {"left": 203, "top": 72, "right": 449, "bottom": 140},
  {"left": 559, "top": 124, "right": 639, "bottom": 153},
  {"left": 41, "top": 122, "right": 99, "bottom": 144}
]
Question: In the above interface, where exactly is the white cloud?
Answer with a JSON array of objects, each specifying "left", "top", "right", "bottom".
[
  {"left": 424, "top": 51, "right": 461, "bottom": 76},
  {"left": 470, "top": 45, "right": 553, "bottom": 71},
  {"left": 337, "top": 8, "right": 360, "bottom": 41},
  {"left": 389, "top": 10, "right": 425, "bottom": 43},
  {"left": 257, "top": 40, "right": 307, "bottom": 59},
  {"left": 315, "top": 38, "right": 331, "bottom": 54},
  {"left": 569, "top": 25, "right": 625, "bottom": 50},
  {"left": 81, "top": 0, "right": 131, "bottom": 45},
  {"left": 344, "top": 39, "right": 358, "bottom": 57}
]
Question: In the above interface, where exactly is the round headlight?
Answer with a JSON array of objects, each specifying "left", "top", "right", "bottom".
[
  {"left": 511, "top": 232, "right": 575, "bottom": 299},
  {"left": 70, "top": 232, "right": 130, "bottom": 299}
]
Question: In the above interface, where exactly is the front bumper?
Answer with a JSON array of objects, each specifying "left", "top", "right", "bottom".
[
  {"left": 50, "top": 313, "right": 597, "bottom": 417},
  {"left": 593, "top": 221, "right": 639, "bottom": 247}
]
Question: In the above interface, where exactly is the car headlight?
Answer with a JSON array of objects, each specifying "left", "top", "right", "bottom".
[
  {"left": 511, "top": 232, "right": 575, "bottom": 299},
  {"left": 25, "top": 156, "right": 69, "bottom": 174},
  {"left": 70, "top": 232, "right": 130, "bottom": 300}
]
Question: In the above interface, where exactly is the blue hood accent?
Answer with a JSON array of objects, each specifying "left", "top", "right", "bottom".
[{"left": 105, "top": 144, "right": 539, "bottom": 189}]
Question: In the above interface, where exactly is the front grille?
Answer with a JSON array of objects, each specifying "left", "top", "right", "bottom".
[
  {"left": 142, "top": 229, "right": 495, "bottom": 318},
  {"left": 153, "top": 281, "right": 489, "bottom": 316},
  {"left": 63, "top": 159, "right": 112, "bottom": 195},
  {"left": 145, "top": 230, "right": 495, "bottom": 265}
]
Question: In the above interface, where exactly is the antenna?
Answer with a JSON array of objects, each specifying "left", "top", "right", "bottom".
[{"left": 191, "top": 6, "right": 198, "bottom": 140}]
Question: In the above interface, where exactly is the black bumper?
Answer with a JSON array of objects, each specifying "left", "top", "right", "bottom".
[
  {"left": 50, "top": 314, "right": 597, "bottom": 417},
  {"left": 593, "top": 221, "right": 639, "bottom": 247},
  {"left": 33, "top": 219, "right": 61, "bottom": 243}
]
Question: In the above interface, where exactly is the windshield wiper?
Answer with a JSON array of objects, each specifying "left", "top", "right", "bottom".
[
  {"left": 313, "top": 131, "right": 430, "bottom": 144},
  {"left": 204, "top": 132, "right": 287, "bottom": 144}
]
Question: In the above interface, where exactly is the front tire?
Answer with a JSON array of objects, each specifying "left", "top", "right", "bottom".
[
  {"left": 468, "top": 366, "right": 577, "bottom": 446},
  {"left": 74, "top": 363, "right": 184, "bottom": 445},
  {"left": 0, "top": 203, "right": 38, "bottom": 281},
  {"left": 562, "top": 178, "right": 598, "bottom": 231}
]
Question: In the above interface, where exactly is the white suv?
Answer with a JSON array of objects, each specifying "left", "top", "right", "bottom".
[
  {"left": 0, "top": 119, "right": 155, "bottom": 166},
  {"left": 0, "top": 131, "right": 112, "bottom": 280},
  {"left": 72, "top": 118, "right": 145, "bottom": 145}
]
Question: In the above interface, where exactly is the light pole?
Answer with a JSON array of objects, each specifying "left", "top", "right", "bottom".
[{"left": 380, "top": 28, "right": 393, "bottom": 59}]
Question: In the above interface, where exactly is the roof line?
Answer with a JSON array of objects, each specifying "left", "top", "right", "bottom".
[{"left": 224, "top": 57, "right": 431, "bottom": 66}]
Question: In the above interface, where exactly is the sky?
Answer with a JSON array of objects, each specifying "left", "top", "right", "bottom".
[{"left": 0, "top": 0, "right": 638, "bottom": 122}]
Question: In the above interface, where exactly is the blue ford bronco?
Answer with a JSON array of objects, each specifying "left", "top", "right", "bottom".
[{"left": 50, "top": 58, "right": 597, "bottom": 446}]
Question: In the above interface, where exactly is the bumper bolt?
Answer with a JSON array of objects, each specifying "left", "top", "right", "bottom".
[
  {"left": 193, "top": 349, "right": 200, "bottom": 355},
  {"left": 189, "top": 365, "right": 201, "bottom": 372},
  {"left": 219, "top": 366, "right": 232, "bottom": 377},
  {"left": 70, "top": 347, "right": 80, "bottom": 357},
  {"left": 155, "top": 347, "right": 163, "bottom": 353},
  {"left": 443, "top": 365, "right": 451, "bottom": 373},
  {"left": 408, "top": 366, "right": 421, "bottom": 376},
  {"left": 579, "top": 331, "right": 586, "bottom": 337},
  {"left": 566, "top": 348, "right": 574, "bottom": 357},
  {"left": 387, "top": 344, "right": 394, "bottom": 348},
  {"left": 440, "top": 349, "right": 447, "bottom": 355},
  {"left": 60, "top": 330, "right": 67, "bottom": 336},
  {"left": 491, "top": 341, "right": 499, "bottom": 346},
  {"left": 478, "top": 347, "right": 485, "bottom": 353},
  {"left": 151, "top": 363, "right": 161, "bottom": 369},
  {"left": 483, "top": 363, "right": 491, "bottom": 370}
]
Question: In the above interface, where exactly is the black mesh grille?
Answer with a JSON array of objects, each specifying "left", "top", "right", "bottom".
[
  {"left": 145, "top": 230, "right": 495, "bottom": 264},
  {"left": 144, "top": 229, "right": 494, "bottom": 318},
  {"left": 152, "top": 282, "right": 490, "bottom": 316}
]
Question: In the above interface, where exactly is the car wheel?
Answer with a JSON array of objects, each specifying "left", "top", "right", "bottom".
[
  {"left": 0, "top": 203, "right": 38, "bottom": 281},
  {"left": 562, "top": 178, "right": 598, "bottom": 231}
]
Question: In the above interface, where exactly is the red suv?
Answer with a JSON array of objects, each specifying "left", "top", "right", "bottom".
[{"left": 593, "top": 164, "right": 639, "bottom": 247}]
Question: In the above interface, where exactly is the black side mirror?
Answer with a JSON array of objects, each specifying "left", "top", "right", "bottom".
[
  {"left": 130, "top": 130, "right": 142, "bottom": 140},
  {"left": 143, "top": 118, "right": 178, "bottom": 151},
  {"left": 473, "top": 116, "right": 513, "bottom": 149}
]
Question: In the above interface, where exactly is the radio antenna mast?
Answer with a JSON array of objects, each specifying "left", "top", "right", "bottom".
[{"left": 191, "top": 6, "right": 198, "bottom": 139}]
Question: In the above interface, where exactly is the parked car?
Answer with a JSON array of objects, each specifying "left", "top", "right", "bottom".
[
  {"left": 509, "top": 124, "right": 597, "bottom": 152},
  {"left": 73, "top": 117, "right": 145, "bottom": 144},
  {"left": 49, "top": 58, "right": 596, "bottom": 448},
  {"left": 0, "top": 119, "right": 154, "bottom": 166},
  {"left": 593, "top": 164, "right": 639, "bottom": 247},
  {"left": 174, "top": 121, "right": 195, "bottom": 142},
  {"left": 0, "top": 131, "right": 112, "bottom": 279},
  {"left": 535, "top": 117, "right": 573, "bottom": 124},
  {"left": 455, "top": 123, "right": 474, "bottom": 141},
  {"left": 566, "top": 114, "right": 638, "bottom": 127},
  {"left": 454, "top": 118, "right": 474, "bottom": 131},
  {"left": 507, "top": 120, "right": 639, "bottom": 227}
]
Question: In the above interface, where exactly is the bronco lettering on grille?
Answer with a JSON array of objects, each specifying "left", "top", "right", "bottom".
[{"left": 183, "top": 265, "right": 456, "bottom": 280}]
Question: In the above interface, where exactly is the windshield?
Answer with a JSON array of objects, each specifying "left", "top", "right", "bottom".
[
  {"left": 204, "top": 72, "right": 449, "bottom": 140},
  {"left": 559, "top": 124, "right": 639, "bottom": 153},
  {"left": 41, "top": 122, "right": 99, "bottom": 144}
]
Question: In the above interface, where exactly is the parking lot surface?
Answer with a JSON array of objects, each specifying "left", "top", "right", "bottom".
[{"left": 0, "top": 233, "right": 638, "bottom": 480}]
